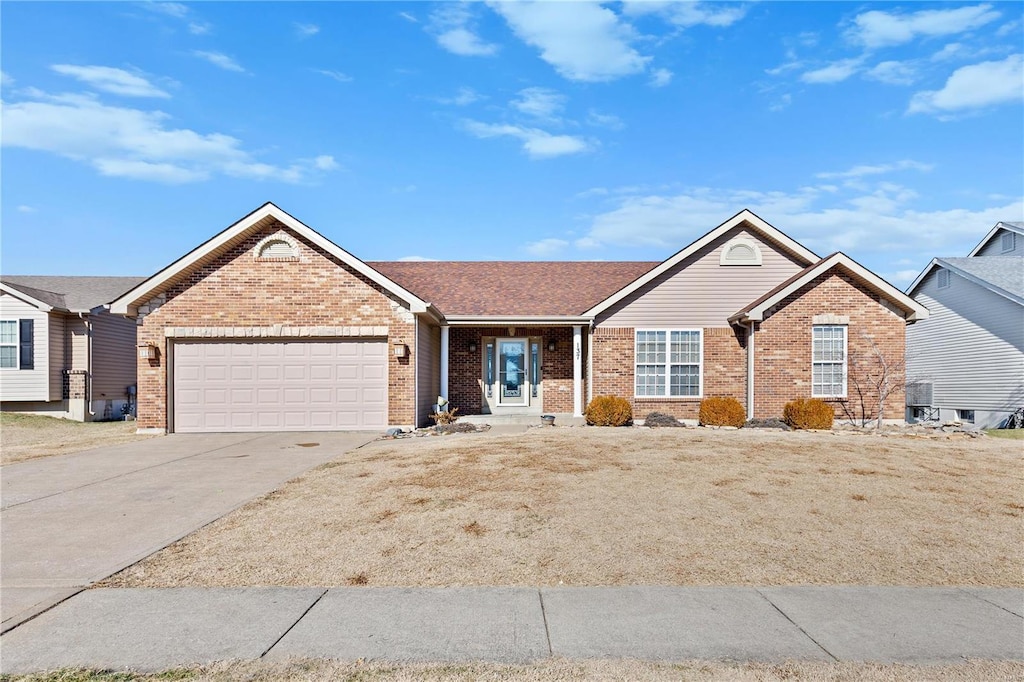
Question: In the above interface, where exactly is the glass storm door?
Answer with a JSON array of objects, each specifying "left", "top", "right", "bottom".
[{"left": 497, "top": 339, "right": 528, "bottom": 405}]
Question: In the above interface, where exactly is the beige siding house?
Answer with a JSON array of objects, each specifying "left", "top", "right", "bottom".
[
  {"left": 0, "top": 276, "right": 145, "bottom": 421},
  {"left": 906, "top": 222, "right": 1024, "bottom": 428}
]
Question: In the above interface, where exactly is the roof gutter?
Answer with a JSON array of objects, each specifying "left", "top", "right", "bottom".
[{"left": 443, "top": 315, "right": 594, "bottom": 326}]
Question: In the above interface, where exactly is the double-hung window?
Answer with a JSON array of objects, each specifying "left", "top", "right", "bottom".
[
  {"left": 0, "top": 321, "right": 17, "bottom": 368},
  {"left": 635, "top": 330, "right": 702, "bottom": 397},
  {"left": 811, "top": 325, "right": 846, "bottom": 397}
]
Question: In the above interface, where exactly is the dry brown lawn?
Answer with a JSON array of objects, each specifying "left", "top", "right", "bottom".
[
  {"left": 0, "top": 413, "right": 154, "bottom": 466},
  {"left": 105, "top": 428, "right": 1023, "bottom": 588},
  {"left": 4, "top": 659, "right": 1022, "bottom": 682}
]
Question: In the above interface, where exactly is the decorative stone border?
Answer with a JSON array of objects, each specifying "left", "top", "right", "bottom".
[{"left": 163, "top": 325, "right": 389, "bottom": 338}]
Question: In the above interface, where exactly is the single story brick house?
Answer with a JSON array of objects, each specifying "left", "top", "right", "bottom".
[{"left": 110, "top": 203, "right": 928, "bottom": 433}]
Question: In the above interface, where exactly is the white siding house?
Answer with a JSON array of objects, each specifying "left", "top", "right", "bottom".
[
  {"left": 0, "top": 276, "right": 145, "bottom": 421},
  {"left": 906, "top": 223, "right": 1024, "bottom": 428}
]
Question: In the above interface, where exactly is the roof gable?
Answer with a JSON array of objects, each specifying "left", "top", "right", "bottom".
[
  {"left": 730, "top": 252, "right": 929, "bottom": 324},
  {"left": 583, "top": 209, "right": 819, "bottom": 317},
  {"left": 110, "top": 203, "right": 431, "bottom": 316},
  {"left": 967, "top": 221, "right": 1024, "bottom": 257},
  {"left": 908, "top": 257, "right": 1024, "bottom": 306}
]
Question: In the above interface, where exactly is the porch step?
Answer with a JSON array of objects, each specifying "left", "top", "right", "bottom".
[{"left": 458, "top": 413, "right": 585, "bottom": 427}]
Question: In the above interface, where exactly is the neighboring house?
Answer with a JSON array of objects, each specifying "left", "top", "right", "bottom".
[
  {"left": 1, "top": 276, "right": 145, "bottom": 421},
  {"left": 906, "top": 222, "right": 1024, "bottom": 428},
  {"left": 109, "top": 203, "right": 927, "bottom": 433}
]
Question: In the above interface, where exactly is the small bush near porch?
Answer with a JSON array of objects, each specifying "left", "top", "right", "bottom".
[{"left": 106, "top": 428, "right": 1022, "bottom": 589}]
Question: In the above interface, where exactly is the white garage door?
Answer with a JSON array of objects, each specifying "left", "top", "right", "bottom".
[{"left": 172, "top": 341, "right": 388, "bottom": 433}]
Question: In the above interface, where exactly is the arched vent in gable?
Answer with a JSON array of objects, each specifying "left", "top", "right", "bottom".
[
  {"left": 720, "top": 238, "right": 763, "bottom": 266},
  {"left": 254, "top": 233, "right": 300, "bottom": 261}
]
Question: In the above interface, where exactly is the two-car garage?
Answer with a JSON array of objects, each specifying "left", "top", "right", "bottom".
[{"left": 171, "top": 340, "right": 388, "bottom": 433}]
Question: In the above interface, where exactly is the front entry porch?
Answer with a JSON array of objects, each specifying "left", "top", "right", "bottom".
[{"left": 439, "top": 323, "right": 588, "bottom": 420}]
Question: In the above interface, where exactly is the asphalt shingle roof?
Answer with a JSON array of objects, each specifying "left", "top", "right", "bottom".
[
  {"left": 369, "top": 261, "right": 659, "bottom": 316},
  {"left": 1, "top": 276, "right": 146, "bottom": 312},
  {"left": 939, "top": 257, "right": 1024, "bottom": 299}
]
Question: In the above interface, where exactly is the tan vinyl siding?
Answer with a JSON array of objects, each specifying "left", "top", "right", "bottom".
[
  {"left": 975, "top": 229, "right": 1021, "bottom": 256},
  {"left": 597, "top": 226, "right": 807, "bottom": 328},
  {"left": 416, "top": 320, "right": 441, "bottom": 427},
  {"left": 0, "top": 293, "right": 50, "bottom": 401},
  {"left": 48, "top": 313, "right": 65, "bottom": 399},
  {"left": 907, "top": 268, "right": 1024, "bottom": 425},
  {"left": 67, "top": 317, "right": 89, "bottom": 371},
  {"left": 90, "top": 311, "right": 138, "bottom": 402}
]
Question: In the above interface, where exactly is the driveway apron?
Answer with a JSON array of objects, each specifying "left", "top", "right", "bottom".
[{"left": 0, "top": 431, "right": 375, "bottom": 632}]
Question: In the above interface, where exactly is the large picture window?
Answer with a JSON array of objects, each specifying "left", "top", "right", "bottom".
[
  {"left": 812, "top": 325, "right": 846, "bottom": 398},
  {"left": 635, "top": 329, "right": 702, "bottom": 397}
]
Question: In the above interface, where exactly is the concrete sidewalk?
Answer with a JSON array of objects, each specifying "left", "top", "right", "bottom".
[
  {"left": 1, "top": 586, "right": 1020, "bottom": 673},
  {"left": 1, "top": 432, "right": 375, "bottom": 633}
]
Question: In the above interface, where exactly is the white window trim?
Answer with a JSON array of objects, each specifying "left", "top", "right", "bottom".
[
  {"left": 0, "top": 320, "right": 18, "bottom": 370},
  {"left": 936, "top": 269, "right": 950, "bottom": 289},
  {"left": 957, "top": 409, "right": 975, "bottom": 423},
  {"left": 634, "top": 328, "right": 703, "bottom": 399},
  {"left": 811, "top": 325, "right": 847, "bottom": 399},
  {"left": 1000, "top": 232, "right": 1015, "bottom": 253},
  {"left": 253, "top": 231, "right": 300, "bottom": 261}
]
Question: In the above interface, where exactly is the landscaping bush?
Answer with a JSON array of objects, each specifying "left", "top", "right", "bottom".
[
  {"left": 644, "top": 411, "right": 683, "bottom": 427},
  {"left": 782, "top": 398, "right": 835, "bottom": 430},
  {"left": 429, "top": 407, "right": 460, "bottom": 425},
  {"left": 698, "top": 397, "right": 746, "bottom": 428},
  {"left": 585, "top": 396, "right": 633, "bottom": 427}
]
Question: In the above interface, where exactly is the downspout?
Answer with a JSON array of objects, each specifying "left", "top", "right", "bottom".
[
  {"left": 79, "top": 312, "right": 94, "bottom": 420},
  {"left": 586, "top": 322, "right": 594, "bottom": 405},
  {"left": 746, "top": 321, "right": 755, "bottom": 420}
]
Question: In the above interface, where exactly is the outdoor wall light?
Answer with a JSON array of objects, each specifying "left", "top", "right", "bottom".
[
  {"left": 137, "top": 343, "right": 158, "bottom": 360},
  {"left": 393, "top": 342, "right": 408, "bottom": 358},
  {"left": 547, "top": 340, "right": 557, "bottom": 352},
  {"left": 468, "top": 341, "right": 477, "bottom": 352}
]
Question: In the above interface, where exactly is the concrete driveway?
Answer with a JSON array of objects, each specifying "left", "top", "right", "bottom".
[{"left": 0, "top": 431, "right": 375, "bottom": 633}]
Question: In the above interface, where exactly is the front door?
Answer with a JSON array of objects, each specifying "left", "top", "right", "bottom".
[{"left": 497, "top": 338, "right": 529, "bottom": 406}]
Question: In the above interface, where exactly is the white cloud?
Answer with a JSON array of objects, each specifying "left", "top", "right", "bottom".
[
  {"left": 314, "top": 69, "right": 353, "bottom": 83},
  {"left": 888, "top": 269, "right": 923, "bottom": 284},
  {"left": 908, "top": 54, "right": 1023, "bottom": 115},
  {"left": 576, "top": 181, "right": 1023, "bottom": 270},
  {"left": 931, "top": 43, "right": 965, "bottom": 62},
  {"left": 510, "top": 87, "right": 565, "bottom": 121},
  {"left": 996, "top": 19, "right": 1021, "bottom": 38},
  {"left": 142, "top": 2, "right": 189, "bottom": 19},
  {"left": 491, "top": 1, "right": 650, "bottom": 82},
  {"left": 51, "top": 64, "right": 170, "bottom": 98},
  {"left": 816, "top": 160, "right": 934, "bottom": 180},
  {"left": 398, "top": 11, "right": 418, "bottom": 24},
  {"left": 435, "top": 86, "right": 483, "bottom": 106},
  {"left": 16, "top": 205, "right": 35, "bottom": 213},
  {"left": 1, "top": 71, "right": 13, "bottom": 87},
  {"left": 586, "top": 109, "right": 624, "bottom": 130},
  {"left": 864, "top": 60, "right": 917, "bottom": 86},
  {"left": 801, "top": 58, "right": 864, "bottom": 84},
  {"left": 188, "top": 22, "right": 211, "bottom": 35},
  {"left": 294, "top": 22, "right": 320, "bottom": 38},
  {"left": 429, "top": 4, "right": 499, "bottom": 57},
  {"left": 622, "top": 1, "right": 747, "bottom": 28},
  {"left": 462, "top": 120, "right": 590, "bottom": 159},
  {"left": 847, "top": 4, "right": 1001, "bottom": 49},
  {"left": 525, "top": 238, "right": 569, "bottom": 257},
  {"left": 649, "top": 68, "right": 673, "bottom": 87},
  {"left": 192, "top": 51, "right": 246, "bottom": 73},
  {"left": 1, "top": 90, "right": 337, "bottom": 184},
  {"left": 397, "top": 255, "right": 436, "bottom": 262},
  {"left": 768, "top": 93, "right": 792, "bottom": 112}
]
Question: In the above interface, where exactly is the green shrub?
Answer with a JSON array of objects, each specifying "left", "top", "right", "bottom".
[
  {"left": 698, "top": 397, "right": 746, "bottom": 427},
  {"left": 585, "top": 395, "right": 633, "bottom": 427},
  {"left": 782, "top": 398, "right": 835, "bottom": 430}
]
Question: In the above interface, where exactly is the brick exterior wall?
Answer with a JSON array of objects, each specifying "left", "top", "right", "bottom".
[
  {"left": 135, "top": 222, "right": 417, "bottom": 431},
  {"left": 591, "top": 326, "right": 747, "bottom": 421},
  {"left": 448, "top": 326, "right": 584, "bottom": 414},
  {"left": 753, "top": 270, "right": 907, "bottom": 421}
]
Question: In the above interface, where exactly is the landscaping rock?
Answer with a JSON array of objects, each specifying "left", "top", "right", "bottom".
[{"left": 644, "top": 412, "right": 684, "bottom": 428}]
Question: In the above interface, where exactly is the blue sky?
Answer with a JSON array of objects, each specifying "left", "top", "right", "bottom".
[{"left": 2, "top": 1, "right": 1022, "bottom": 287}]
